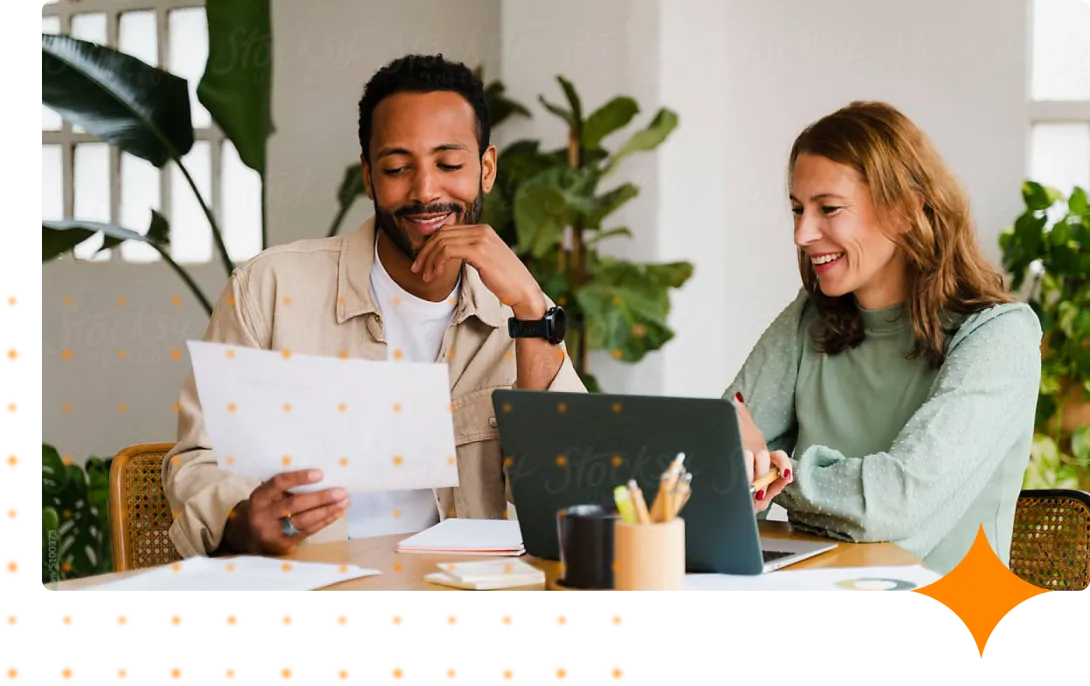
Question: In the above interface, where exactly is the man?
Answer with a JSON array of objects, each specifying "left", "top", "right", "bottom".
[{"left": 164, "top": 54, "right": 585, "bottom": 557}]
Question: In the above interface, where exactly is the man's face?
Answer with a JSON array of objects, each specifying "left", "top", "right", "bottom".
[{"left": 362, "top": 90, "right": 497, "bottom": 261}]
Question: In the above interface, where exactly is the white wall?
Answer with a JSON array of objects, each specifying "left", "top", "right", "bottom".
[
  {"left": 660, "top": 0, "right": 1029, "bottom": 400},
  {"left": 44, "top": 0, "right": 1030, "bottom": 460}
]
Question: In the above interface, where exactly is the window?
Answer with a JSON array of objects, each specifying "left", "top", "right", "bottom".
[
  {"left": 1029, "top": 0, "right": 1090, "bottom": 200},
  {"left": 42, "top": 0, "right": 261, "bottom": 265}
]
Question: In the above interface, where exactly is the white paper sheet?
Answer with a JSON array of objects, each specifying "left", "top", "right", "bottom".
[
  {"left": 82, "top": 556, "right": 381, "bottom": 591},
  {"left": 187, "top": 341, "right": 459, "bottom": 494},
  {"left": 684, "top": 565, "right": 942, "bottom": 591}
]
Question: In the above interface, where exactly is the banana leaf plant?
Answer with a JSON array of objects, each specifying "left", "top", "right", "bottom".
[
  {"left": 43, "top": 444, "right": 112, "bottom": 583},
  {"left": 484, "top": 77, "right": 690, "bottom": 391},
  {"left": 41, "top": 0, "right": 273, "bottom": 316}
]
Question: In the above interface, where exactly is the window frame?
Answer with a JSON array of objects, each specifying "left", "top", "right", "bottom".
[
  {"left": 1026, "top": 0, "right": 1090, "bottom": 190},
  {"left": 42, "top": 0, "right": 227, "bottom": 264}
]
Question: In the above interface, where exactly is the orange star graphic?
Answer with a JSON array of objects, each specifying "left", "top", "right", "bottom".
[{"left": 914, "top": 524, "right": 1049, "bottom": 656}]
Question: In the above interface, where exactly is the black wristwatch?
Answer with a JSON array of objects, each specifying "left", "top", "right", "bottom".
[{"left": 508, "top": 306, "right": 566, "bottom": 345}]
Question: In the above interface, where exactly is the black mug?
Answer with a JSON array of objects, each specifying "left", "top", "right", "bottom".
[{"left": 556, "top": 504, "right": 618, "bottom": 589}]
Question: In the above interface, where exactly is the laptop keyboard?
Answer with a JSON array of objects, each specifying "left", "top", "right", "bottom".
[{"left": 761, "top": 550, "right": 794, "bottom": 564}]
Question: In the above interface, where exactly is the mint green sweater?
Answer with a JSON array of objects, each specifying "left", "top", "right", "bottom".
[{"left": 724, "top": 289, "right": 1042, "bottom": 574}]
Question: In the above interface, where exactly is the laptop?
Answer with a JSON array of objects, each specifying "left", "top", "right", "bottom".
[{"left": 491, "top": 389, "right": 836, "bottom": 575}]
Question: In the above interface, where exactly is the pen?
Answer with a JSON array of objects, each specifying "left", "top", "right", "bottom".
[
  {"left": 627, "top": 479, "right": 651, "bottom": 524},
  {"left": 613, "top": 485, "right": 637, "bottom": 524},
  {"left": 750, "top": 467, "right": 781, "bottom": 495}
]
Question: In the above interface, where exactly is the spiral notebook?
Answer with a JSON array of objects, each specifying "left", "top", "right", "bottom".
[{"left": 395, "top": 519, "right": 525, "bottom": 556}]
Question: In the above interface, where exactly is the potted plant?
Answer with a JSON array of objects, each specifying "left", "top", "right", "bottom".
[
  {"left": 42, "top": 445, "right": 112, "bottom": 584},
  {"left": 1000, "top": 181, "right": 1090, "bottom": 489}
]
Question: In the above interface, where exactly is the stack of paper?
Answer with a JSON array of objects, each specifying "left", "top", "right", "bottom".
[
  {"left": 82, "top": 556, "right": 381, "bottom": 591},
  {"left": 425, "top": 559, "right": 545, "bottom": 590},
  {"left": 396, "top": 519, "right": 525, "bottom": 556}
]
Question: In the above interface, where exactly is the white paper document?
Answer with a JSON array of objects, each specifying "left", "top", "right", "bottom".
[
  {"left": 83, "top": 556, "right": 381, "bottom": 591},
  {"left": 187, "top": 341, "right": 459, "bottom": 494},
  {"left": 684, "top": 565, "right": 942, "bottom": 591},
  {"left": 396, "top": 519, "right": 525, "bottom": 556}
]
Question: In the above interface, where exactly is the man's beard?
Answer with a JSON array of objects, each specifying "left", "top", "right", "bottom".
[{"left": 373, "top": 179, "right": 485, "bottom": 262}]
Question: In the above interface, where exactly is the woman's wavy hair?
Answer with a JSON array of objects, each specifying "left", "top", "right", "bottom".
[{"left": 789, "top": 101, "right": 1012, "bottom": 367}]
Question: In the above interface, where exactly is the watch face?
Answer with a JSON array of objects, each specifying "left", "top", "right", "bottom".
[{"left": 550, "top": 306, "right": 566, "bottom": 342}]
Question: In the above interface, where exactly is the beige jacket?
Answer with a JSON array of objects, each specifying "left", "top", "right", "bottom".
[{"left": 163, "top": 218, "right": 586, "bottom": 558}]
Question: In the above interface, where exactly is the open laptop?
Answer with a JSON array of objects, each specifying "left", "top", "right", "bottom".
[{"left": 491, "top": 389, "right": 836, "bottom": 575}]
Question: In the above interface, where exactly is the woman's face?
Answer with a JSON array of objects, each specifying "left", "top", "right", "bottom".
[{"left": 790, "top": 153, "right": 907, "bottom": 310}]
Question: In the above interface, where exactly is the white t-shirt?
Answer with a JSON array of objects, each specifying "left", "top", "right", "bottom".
[{"left": 343, "top": 241, "right": 460, "bottom": 539}]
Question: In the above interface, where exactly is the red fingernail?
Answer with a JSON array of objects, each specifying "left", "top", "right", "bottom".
[
  {"left": 735, "top": 392, "right": 744, "bottom": 403},
  {"left": 783, "top": 469, "right": 791, "bottom": 479},
  {"left": 756, "top": 490, "right": 764, "bottom": 501}
]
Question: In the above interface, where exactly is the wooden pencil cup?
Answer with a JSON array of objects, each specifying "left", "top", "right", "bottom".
[{"left": 612, "top": 518, "right": 685, "bottom": 590}]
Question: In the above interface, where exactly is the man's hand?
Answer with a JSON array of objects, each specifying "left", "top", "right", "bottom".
[
  {"left": 218, "top": 469, "right": 349, "bottom": 555},
  {"left": 411, "top": 224, "right": 546, "bottom": 318}
]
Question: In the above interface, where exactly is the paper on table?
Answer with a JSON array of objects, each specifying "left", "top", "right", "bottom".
[
  {"left": 82, "top": 556, "right": 381, "bottom": 591},
  {"left": 187, "top": 340, "right": 459, "bottom": 494},
  {"left": 684, "top": 565, "right": 941, "bottom": 591},
  {"left": 396, "top": 519, "right": 525, "bottom": 555}
]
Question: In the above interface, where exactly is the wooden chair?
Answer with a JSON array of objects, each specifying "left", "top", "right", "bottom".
[
  {"left": 108, "top": 442, "right": 182, "bottom": 571},
  {"left": 1010, "top": 489, "right": 1090, "bottom": 591}
]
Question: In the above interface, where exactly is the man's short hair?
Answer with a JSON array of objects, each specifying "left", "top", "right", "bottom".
[{"left": 357, "top": 54, "right": 490, "bottom": 163}]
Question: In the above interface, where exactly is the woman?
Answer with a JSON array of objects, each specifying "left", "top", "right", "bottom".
[{"left": 725, "top": 101, "right": 1041, "bottom": 574}]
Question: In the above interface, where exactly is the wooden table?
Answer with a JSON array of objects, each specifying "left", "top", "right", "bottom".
[{"left": 53, "top": 520, "right": 921, "bottom": 591}]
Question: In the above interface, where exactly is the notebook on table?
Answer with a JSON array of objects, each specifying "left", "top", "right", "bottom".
[{"left": 395, "top": 519, "right": 526, "bottom": 556}]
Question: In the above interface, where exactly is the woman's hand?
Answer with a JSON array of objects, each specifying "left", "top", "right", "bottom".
[
  {"left": 733, "top": 393, "right": 768, "bottom": 455},
  {"left": 745, "top": 448, "right": 793, "bottom": 512},
  {"left": 733, "top": 393, "right": 793, "bottom": 511}
]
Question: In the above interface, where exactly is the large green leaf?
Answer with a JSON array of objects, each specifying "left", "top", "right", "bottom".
[
  {"left": 43, "top": 219, "right": 163, "bottom": 262},
  {"left": 585, "top": 226, "right": 633, "bottom": 246},
  {"left": 1072, "top": 426, "right": 1090, "bottom": 468},
  {"left": 1022, "top": 181, "right": 1064, "bottom": 212},
  {"left": 198, "top": 0, "right": 274, "bottom": 176},
  {"left": 538, "top": 95, "right": 574, "bottom": 126},
  {"left": 1070, "top": 186, "right": 1088, "bottom": 217},
  {"left": 585, "top": 183, "right": 638, "bottom": 228},
  {"left": 42, "top": 445, "right": 68, "bottom": 498},
  {"left": 556, "top": 76, "right": 583, "bottom": 126},
  {"left": 582, "top": 96, "right": 639, "bottom": 151},
  {"left": 604, "top": 108, "right": 678, "bottom": 176},
  {"left": 573, "top": 257, "right": 692, "bottom": 363},
  {"left": 337, "top": 164, "right": 365, "bottom": 215},
  {"left": 513, "top": 183, "right": 568, "bottom": 257},
  {"left": 42, "top": 34, "right": 194, "bottom": 167}
]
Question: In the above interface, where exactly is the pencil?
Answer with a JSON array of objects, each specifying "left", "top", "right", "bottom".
[
  {"left": 628, "top": 479, "right": 651, "bottom": 524},
  {"left": 750, "top": 467, "right": 781, "bottom": 494},
  {"left": 649, "top": 472, "right": 669, "bottom": 522}
]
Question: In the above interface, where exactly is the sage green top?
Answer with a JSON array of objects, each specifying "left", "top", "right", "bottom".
[{"left": 723, "top": 289, "right": 1042, "bottom": 574}]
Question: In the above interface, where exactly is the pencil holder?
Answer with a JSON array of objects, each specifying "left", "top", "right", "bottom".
[{"left": 612, "top": 518, "right": 685, "bottom": 591}]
